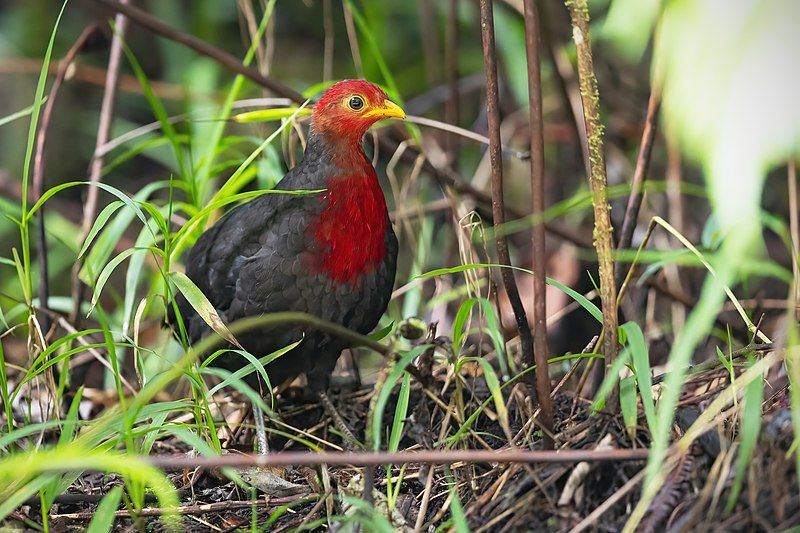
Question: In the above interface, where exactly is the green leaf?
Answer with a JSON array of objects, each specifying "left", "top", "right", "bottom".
[
  {"left": 204, "top": 341, "right": 300, "bottom": 398},
  {"left": 622, "top": 322, "right": 657, "bottom": 434},
  {"left": 86, "top": 486, "right": 123, "bottom": 533},
  {"left": 388, "top": 373, "right": 411, "bottom": 453},
  {"left": 232, "top": 107, "right": 313, "bottom": 123},
  {"left": 620, "top": 376, "right": 638, "bottom": 440},
  {"left": 656, "top": 0, "right": 800, "bottom": 234},
  {"left": 600, "top": 0, "right": 661, "bottom": 61},
  {"left": 368, "top": 321, "right": 394, "bottom": 341},
  {"left": 445, "top": 468, "right": 469, "bottom": 533},
  {"left": 168, "top": 271, "right": 242, "bottom": 349},
  {"left": 371, "top": 346, "right": 430, "bottom": 451},
  {"left": 89, "top": 248, "right": 146, "bottom": 314},
  {"left": 78, "top": 201, "right": 125, "bottom": 259},
  {"left": 470, "top": 357, "right": 510, "bottom": 439},
  {"left": 417, "top": 263, "right": 604, "bottom": 325},
  {"left": 20, "top": 0, "right": 68, "bottom": 215},
  {"left": 725, "top": 354, "right": 763, "bottom": 512}
]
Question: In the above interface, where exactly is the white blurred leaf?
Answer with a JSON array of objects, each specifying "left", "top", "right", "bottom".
[{"left": 654, "top": 0, "right": 800, "bottom": 234}]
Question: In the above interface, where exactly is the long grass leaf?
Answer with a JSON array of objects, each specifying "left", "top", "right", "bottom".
[
  {"left": 86, "top": 486, "right": 123, "bottom": 533},
  {"left": 168, "top": 271, "right": 242, "bottom": 348}
]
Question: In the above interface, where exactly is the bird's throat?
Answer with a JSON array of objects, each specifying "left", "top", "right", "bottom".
[{"left": 310, "top": 171, "right": 389, "bottom": 284}]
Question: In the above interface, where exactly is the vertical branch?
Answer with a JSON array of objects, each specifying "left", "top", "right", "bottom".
[
  {"left": 564, "top": 0, "right": 619, "bottom": 394},
  {"left": 322, "top": 0, "right": 334, "bottom": 82},
  {"left": 522, "top": 0, "right": 553, "bottom": 448},
  {"left": 342, "top": 2, "right": 364, "bottom": 78},
  {"left": 444, "top": 0, "right": 460, "bottom": 161},
  {"left": 418, "top": 0, "right": 441, "bottom": 85},
  {"left": 789, "top": 161, "right": 799, "bottom": 321},
  {"left": 33, "top": 25, "right": 99, "bottom": 335},
  {"left": 71, "top": 1, "right": 131, "bottom": 323},
  {"left": 538, "top": 1, "right": 591, "bottom": 179},
  {"left": 478, "top": 0, "right": 536, "bottom": 396},
  {"left": 615, "top": 88, "right": 661, "bottom": 284}
]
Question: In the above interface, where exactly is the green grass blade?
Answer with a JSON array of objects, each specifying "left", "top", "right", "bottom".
[
  {"left": 86, "top": 486, "right": 123, "bottom": 533},
  {"left": 725, "top": 354, "right": 763, "bottom": 512},
  {"left": 371, "top": 346, "right": 430, "bottom": 451},
  {"left": 168, "top": 271, "right": 242, "bottom": 348}
]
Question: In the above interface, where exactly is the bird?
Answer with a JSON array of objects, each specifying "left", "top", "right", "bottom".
[{"left": 169, "top": 80, "right": 404, "bottom": 446}]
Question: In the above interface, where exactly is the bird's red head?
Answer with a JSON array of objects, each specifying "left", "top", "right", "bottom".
[{"left": 312, "top": 80, "right": 405, "bottom": 144}]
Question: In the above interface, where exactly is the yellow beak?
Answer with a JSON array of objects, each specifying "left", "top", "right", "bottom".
[{"left": 364, "top": 99, "right": 406, "bottom": 120}]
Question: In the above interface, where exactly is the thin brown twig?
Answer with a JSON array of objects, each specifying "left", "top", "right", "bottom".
[
  {"left": 405, "top": 115, "right": 529, "bottom": 159},
  {"left": 141, "top": 448, "right": 650, "bottom": 470},
  {"left": 538, "top": 1, "right": 591, "bottom": 178},
  {"left": 342, "top": 1, "right": 364, "bottom": 78},
  {"left": 71, "top": 3, "right": 130, "bottom": 324},
  {"left": 88, "top": 0, "right": 304, "bottom": 103},
  {"left": 567, "top": 467, "right": 648, "bottom": 533},
  {"left": 522, "top": 0, "right": 554, "bottom": 449},
  {"left": 445, "top": 0, "right": 460, "bottom": 161},
  {"left": 33, "top": 25, "right": 100, "bottom": 335},
  {"left": 52, "top": 496, "right": 310, "bottom": 521},
  {"left": 478, "top": 0, "right": 535, "bottom": 395},
  {"left": 322, "top": 0, "right": 334, "bottom": 82},
  {"left": 565, "top": 0, "right": 619, "bottom": 404},
  {"left": 0, "top": 58, "right": 188, "bottom": 99},
  {"left": 615, "top": 87, "right": 661, "bottom": 285}
]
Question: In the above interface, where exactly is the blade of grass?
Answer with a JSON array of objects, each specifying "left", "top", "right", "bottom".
[{"left": 86, "top": 485, "right": 123, "bottom": 533}]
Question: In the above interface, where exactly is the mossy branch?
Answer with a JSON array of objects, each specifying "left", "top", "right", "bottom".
[{"left": 565, "top": 0, "right": 619, "bottom": 399}]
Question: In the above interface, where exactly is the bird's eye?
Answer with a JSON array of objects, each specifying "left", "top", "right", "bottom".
[{"left": 348, "top": 96, "right": 365, "bottom": 111}]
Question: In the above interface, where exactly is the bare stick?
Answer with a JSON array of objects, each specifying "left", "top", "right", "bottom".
[
  {"left": 71, "top": 3, "right": 130, "bottom": 324},
  {"left": 33, "top": 25, "right": 99, "bottom": 334},
  {"left": 479, "top": 0, "right": 536, "bottom": 393},
  {"left": 522, "top": 0, "right": 553, "bottom": 448},
  {"left": 141, "top": 448, "right": 650, "bottom": 470},
  {"left": 53, "top": 497, "right": 307, "bottom": 520},
  {"left": 615, "top": 88, "right": 661, "bottom": 285},
  {"left": 88, "top": 0, "right": 304, "bottom": 102},
  {"left": 565, "top": 0, "right": 619, "bottom": 400}
]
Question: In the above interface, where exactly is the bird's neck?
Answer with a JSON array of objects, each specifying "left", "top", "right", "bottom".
[
  {"left": 306, "top": 125, "right": 375, "bottom": 173},
  {"left": 305, "top": 129, "right": 389, "bottom": 284}
]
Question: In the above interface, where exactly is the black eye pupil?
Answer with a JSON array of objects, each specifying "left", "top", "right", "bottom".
[{"left": 349, "top": 97, "right": 364, "bottom": 110}]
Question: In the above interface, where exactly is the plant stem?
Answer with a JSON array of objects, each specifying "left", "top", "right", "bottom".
[
  {"left": 33, "top": 25, "right": 99, "bottom": 336},
  {"left": 478, "top": 0, "right": 536, "bottom": 396},
  {"left": 71, "top": 5, "right": 130, "bottom": 324},
  {"left": 615, "top": 87, "right": 661, "bottom": 284},
  {"left": 522, "top": 0, "right": 554, "bottom": 449},
  {"left": 565, "top": 0, "right": 619, "bottom": 401}
]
